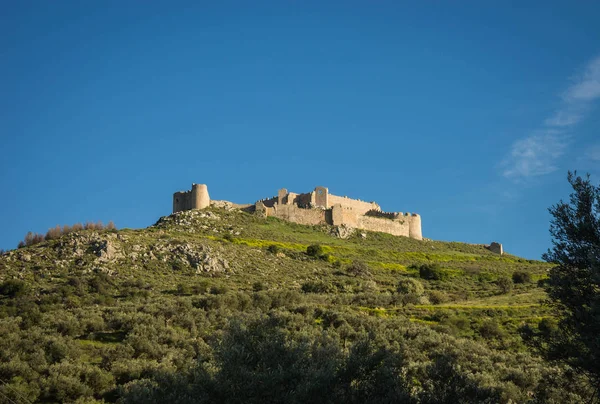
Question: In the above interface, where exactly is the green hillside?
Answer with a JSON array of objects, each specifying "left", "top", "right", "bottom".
[{"left": 0, "top": 208, "right": 583, "bottom": 403}]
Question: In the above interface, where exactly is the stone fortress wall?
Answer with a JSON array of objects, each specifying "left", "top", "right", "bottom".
[
  {"left": 173, "top": 184, "right": 210, "bottom": 213},
  {"left": 173, "top": 184, "right": 423, "bottom": 240}
]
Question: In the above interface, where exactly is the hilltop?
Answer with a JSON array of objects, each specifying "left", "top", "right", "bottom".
[{"left": 0, "top": 207, "right": 582, "bottom": 403}]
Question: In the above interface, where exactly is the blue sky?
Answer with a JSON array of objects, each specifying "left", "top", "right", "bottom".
[{"left": 1, "top": 1, "right": 599, "bottom": 259}]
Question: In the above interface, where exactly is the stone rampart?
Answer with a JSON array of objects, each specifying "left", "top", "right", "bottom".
[
  {"left": 272, "top": 204, "right": 326, "bottom": 225},
  {"left": 357, "top": 215, "right": 410, "bottom": 237},
  {"left": 327, "top": 194, "right": 380, "bottom": 214},
  {"left": 172, "top": 183, "right": 423, "bottom": 241}
]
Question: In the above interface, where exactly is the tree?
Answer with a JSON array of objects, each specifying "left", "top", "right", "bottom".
[{"left": 541, "top": 171, "right": 600, "bottom": 397}]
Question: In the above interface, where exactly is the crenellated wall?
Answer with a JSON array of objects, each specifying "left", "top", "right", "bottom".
[
  {"left": 172, "top": 183, "right": 423, "bottom": 240},
  {"left": 260, "top": 187, "right": 423, "bottom": 240},
  {"left": 327, "top": 194, "right": 380, "bottom": 215}
]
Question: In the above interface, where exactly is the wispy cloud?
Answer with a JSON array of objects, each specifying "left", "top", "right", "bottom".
[
  {"left": 502, "top": 55, "right": 600, "bottom": 180},
  {"left": 502, "top": 132, "right": 568, "bottom": 179}
]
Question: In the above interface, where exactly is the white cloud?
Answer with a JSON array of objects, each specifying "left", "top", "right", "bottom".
[
  {"left": 502, "top": 55, "right": 600, "bottom": 180},
  {"left": 502, "top": 132, "right": 568, "bottom": 179},
  {"left": 544, "top": 108, "right": 582, "bottom": 127},
  {"left": 563, "top": 56, "right": 600, "bottom": 102}
]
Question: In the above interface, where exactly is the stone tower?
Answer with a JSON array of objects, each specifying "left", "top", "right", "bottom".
[{"left": 173, "top": 183, "right": 210, "bottom": 213}]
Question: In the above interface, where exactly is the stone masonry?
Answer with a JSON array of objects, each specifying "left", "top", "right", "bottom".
[{"left": 173, "top": 184, "right": 423, "bottom": 240}]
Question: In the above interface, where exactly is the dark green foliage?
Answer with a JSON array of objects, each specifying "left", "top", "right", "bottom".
[
  {"left": 176, "top": 283, "right": 191, "bottom": 295},
  {"left": 540, "top": 171, "right": 600, "bottom": 397},
  {"left": 0, "top": 279, "right": 28, "bottom": 298},
  {"left": 267, "top": 244, "right": 280, "bottom": 254},
  {"left": 512, "top": 271, "right": 531, "bottom": 284},
  {"left": 306, "top": 244, "right": 324, "bottom": 257},
  {"left": 496, "top": 277, "right": 513, "bottom": 294},
  {"left": 346, "top": 260, "right": 371, "bottom": 277},
  {"left": 418, "top": 263, "right": 449, "bottom": 281},
  {"left": 301, "top": 280, "right": 335, "bottom": 294}
]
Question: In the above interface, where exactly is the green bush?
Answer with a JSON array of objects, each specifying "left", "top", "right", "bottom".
[
  {"left": 176, "top": 283, "right": 191, "bottom": 295},
  {"left": 0, "top": 279, "right": 28, "bottom": 298},
  {"left": 397, "top": 278, "right": 424, "bottom": 295},
  {"left": 512, "top": 271, "right": 531, "bottom": 284},
  {"left": 306, "top": 244, "right": 324, "bottom": 257},
  {"left": 428, "top": 290, "right": 449, "bottom": 305},
  {"left": 418, "top": 263, "right": 449, "bottom": 281},
  {"left": 267, "top": 244, "right": 280, "bottom": 254},
  {"left": 301, "top": 281, "right": 334, "bottom": 293},
  {"left": 346, "top": 260, "right": 371, "bottom": 277},
  {"left": 497, "top": 277, "right": 513, "bottom": 294}
]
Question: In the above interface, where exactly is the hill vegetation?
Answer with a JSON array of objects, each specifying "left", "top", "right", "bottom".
[{"left": 0, "top": 207, "right": 588, "bottom": 403}]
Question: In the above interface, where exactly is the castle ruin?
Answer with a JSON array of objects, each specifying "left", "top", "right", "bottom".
[{"left": 173, "top": 184, "right": 423, "bottom": 240}]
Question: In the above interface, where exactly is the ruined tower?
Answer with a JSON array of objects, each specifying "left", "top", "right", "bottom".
[{"left": 173, "top": 183, "right": 210, "bottom": 213}]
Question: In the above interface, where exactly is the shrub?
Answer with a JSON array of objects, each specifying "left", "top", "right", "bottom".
[
  {"left": 397, "top": 278, "right": 424, "bottom": 295},
  {"left": 428, "top": 290, "right": 449, "bottom": 305},
  {"left": 396, "top": 278, "right": 426, "bottom": 306},
  {"left": 346, "top": 260, "right": 371, "bottom": 277},
  {"left": 479, "top": 320, "right": 505, "bottom": 339},
  {"left": 191, "top": 281, "right": 211, "bottom": 294},
  {"left": 21, "top": 231, "right": 45, "bottom": 247},
  {"left": 0, "top": 279, "right": 28, "bottom": 298},
  {"left": 512, "top": 271, "right": 531, "bottom": 284},
  {"left": 252, "top": 281, "right": 265, "bottom": 292},
  {"left": 301, "top": 281, "right": 334, "bottom": 293},
  {"left": 210, "top": 285, "right": 228, "bottom": 295},
  {"left": 222, "top": 233, "right": 234, "bottom": 242},
  {"left": 267, "top": 244, "right": 280, "bottom": 254},
  {"left": 176, "top": 283, "right": 191, "bottom": 295},
  {"left": 306, "top": 244, "right": 323, "bottom": 257},
  {"left": 418, "top": 263, "right": 449, "bottom": 281},
  {"left": 46, "top": 225, "right": 63, "bottom": 240},
  {"left": 497, "top": 277, "right": 513, "bottom": 294}
]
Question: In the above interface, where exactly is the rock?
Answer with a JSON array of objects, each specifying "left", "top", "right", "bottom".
[
  {"left": 169, "top": 243, "right": 230, "bottom": 273},
  {"left": 360, "top": 233, "right": 367, "bottom": 239},
  {"left": 331, "top": 225, "right": 355, "bottom": 239},
  {"left": 90, "top": 239, "right": 121, "bottom": 262}
]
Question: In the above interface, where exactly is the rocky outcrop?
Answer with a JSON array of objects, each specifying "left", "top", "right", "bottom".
[
  {"left": 330, "top": 225, "right": 355, "bottom": 239},
  {"left": 167, "top": 243, "right": 230, "bottom": 273}
]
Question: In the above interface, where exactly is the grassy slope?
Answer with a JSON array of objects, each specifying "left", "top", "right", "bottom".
[
  {"left": 0, "top": 207, "right": 562, "bottom": 402},
  {"left": 2, "top": 207, "right": 551, "bottom": 338}
]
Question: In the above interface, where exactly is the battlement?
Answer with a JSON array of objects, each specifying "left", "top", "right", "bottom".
[{"left": 172, "top": 184, "right": 423, "bottom": 240}]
